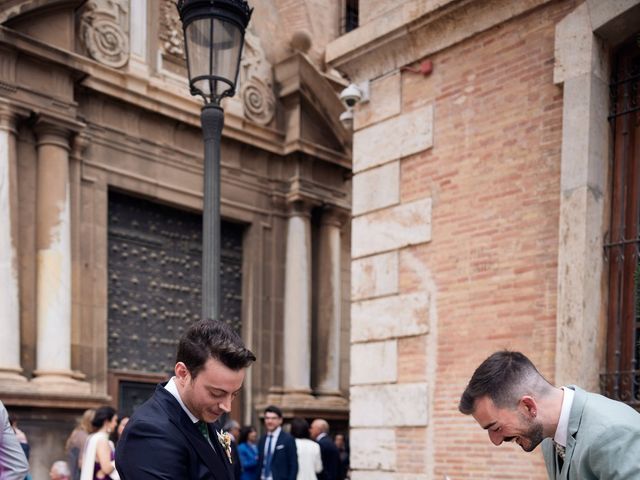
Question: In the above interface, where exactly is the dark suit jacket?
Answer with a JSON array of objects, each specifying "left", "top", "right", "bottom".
[
  {"left": 316, "top": 435, "right": 341, "bottom": 480},
  {"left": 231, "top": 440, "right": 241, "bottom": 480},
  {"left": 256, "top": 430, "right": 298, "bottom": 480},
  {"left": 115, "top": 383, "right": 234, "bottom": 480}
]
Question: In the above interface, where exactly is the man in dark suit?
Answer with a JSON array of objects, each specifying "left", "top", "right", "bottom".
[
  {"left": 256, "top": 406, "right": 297, "bottom": 480},
  {"left": 115, "top": 320, "right": 256, "bottom": 480},
  {"left": 224, "top": 419, "right": 242, "bottom": 480},
  {"left": 310, "top": 419, "right": 341, "bottom": 480}
]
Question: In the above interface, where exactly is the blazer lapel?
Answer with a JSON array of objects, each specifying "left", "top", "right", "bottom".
[
  {"left": 208, "top": 421, "right": 235, "bottom": 479},
  {"left": 561, "top": 386, "right": 587, "bottom": 479}
]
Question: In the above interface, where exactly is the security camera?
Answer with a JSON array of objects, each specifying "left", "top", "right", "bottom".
[
  {"left": 339, "top": 83, "right": 363, "bottom": 108},
  {"left": 339, "top": 109, "right": 354, "bottom": 129}
]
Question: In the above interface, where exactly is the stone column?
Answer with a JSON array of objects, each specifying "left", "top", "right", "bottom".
[
  {"left": 315, "top": 206, "right": 347, "bottom": 396},
  {"left": 32, "top": 121, "right": 86, "bottom": 391},
  {"left": 283, "top": 198, "right": 313, "bottom": 395},
  {"left": 0, "top": 104, "right": 26, "bottom": 384}
]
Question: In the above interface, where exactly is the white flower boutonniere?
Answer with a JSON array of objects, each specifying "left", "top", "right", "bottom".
[{"left": 217, "top": 430, "right": 233, "bottom": 463}]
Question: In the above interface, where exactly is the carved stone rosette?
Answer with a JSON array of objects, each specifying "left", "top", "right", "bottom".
[
  {"left": 240, "top": 78, "right": 276, "bottom": 125},
  {"left": 80, "top": 0, "right": 130, "bottom": 68},
  {"left": 240, "top": 30, "right": 276, "bottom": 126}
]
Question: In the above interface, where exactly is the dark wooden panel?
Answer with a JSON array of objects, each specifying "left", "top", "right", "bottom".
[{"left": 107, "top": 191, "right": 244, "bottom": 376}]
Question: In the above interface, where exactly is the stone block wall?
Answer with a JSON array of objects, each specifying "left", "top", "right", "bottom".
[{"left": 348, "top": 1, "right": 576, "bottom": 478}]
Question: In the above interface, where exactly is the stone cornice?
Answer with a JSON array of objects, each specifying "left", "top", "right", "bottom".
[
  {"left": 0, "top": 25, "right": 350, "bottom": 167},
  {"left": 325, "top": 0, "right": 554, "bottom": 82}
]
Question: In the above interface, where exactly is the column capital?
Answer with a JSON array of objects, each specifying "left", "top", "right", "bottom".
[
  {"left": 0, "top": 100, "right": 27, "bottom": 133},
  {"left": 320, "top": 204, "right": 350, "bottom": 227},
  {"left": 33, "top": 114, "right": 85, "bottom": 149}
]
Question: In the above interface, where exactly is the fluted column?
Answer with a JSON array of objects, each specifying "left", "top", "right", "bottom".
[
  {"left": 315, "top": 206, "right": 347, "bottom": 396},
  {"left": 32, "top": 122, "right": 83, "bottom": 388},
  {"left": 0, "top": 104, "right": 26, "bottom": 383},
  {"left": 283, "top": 199, "right": 313, "bottom": 395}
]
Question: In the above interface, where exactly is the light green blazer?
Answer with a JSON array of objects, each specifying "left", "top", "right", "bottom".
[{"left": 542, "top": 386, "right": 640, "bottom": 479}]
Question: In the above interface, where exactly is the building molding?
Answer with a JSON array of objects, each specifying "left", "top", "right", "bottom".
[
  {"left": 325, "top": 0, "right": 554, "bottom": 82},
  {"left": 553, "top": 0, "right": 640, "bottom": 389}
]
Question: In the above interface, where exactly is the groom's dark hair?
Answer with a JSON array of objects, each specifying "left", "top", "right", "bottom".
[
  {"left": 176, "top": 320, "right": 255, "bottom": 378},
  {"left": 458, "top": 350, "right": 552, "bottom": 415}
]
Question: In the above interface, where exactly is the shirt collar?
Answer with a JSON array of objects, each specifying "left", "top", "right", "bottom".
[
  {"left": 553, "top": 386, "right": 575, "bottom": 447},
  {"left": 165, "top": 377, "right": 199, "bottom": 424},
  {"left": 316, "top": 432, "right": 328, "bottom": 441}
]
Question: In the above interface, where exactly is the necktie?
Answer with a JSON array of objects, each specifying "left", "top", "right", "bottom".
[
  {"left": 554, "top": 441, "right": 565, "bottom": 470},
  {"left": 197, "top": 421, "right": 211, "bottom": 443},
  {"left": 264, "top": 434, "right": 273, "bottom": 478}
]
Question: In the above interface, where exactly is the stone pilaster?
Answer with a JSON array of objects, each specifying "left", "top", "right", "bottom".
[
  {"left": 282, "top": 197, "right": 314, "bottom": 397},
  {"left": 314, "top": 205, "right": 348, "bottom": 397},
  {"left": 0, "top": 103, "right": 26, "bottom": 384},
  {"left": 32, "top": 120, "right": 88, "bottom": 393}
]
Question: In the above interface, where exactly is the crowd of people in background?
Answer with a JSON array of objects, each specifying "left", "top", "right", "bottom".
[
  {"left": 227, "top": 405, "right": 350, "bottom": 480},
  {"left": 2, "top": 399, "right": 348, "bottom": 480},
  {"left": 0, "top": 401, "right": 132, "bottom": 480}
]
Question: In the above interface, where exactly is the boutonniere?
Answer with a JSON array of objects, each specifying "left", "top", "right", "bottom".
[{"left": 217, "top": 430, "right": 233, "bottom": 463}]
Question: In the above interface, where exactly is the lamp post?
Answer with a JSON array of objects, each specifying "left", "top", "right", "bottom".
[{"left": 177, "top": 0, "right": 252, "bottom": 322}]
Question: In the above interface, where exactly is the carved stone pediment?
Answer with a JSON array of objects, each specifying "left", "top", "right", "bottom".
[{"left": 79, "top": 0, "right": 130, "bottom": 68}]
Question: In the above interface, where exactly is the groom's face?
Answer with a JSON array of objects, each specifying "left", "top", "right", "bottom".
[
  {"left": 176, "top": 357, "right": 245, "bottom": 423},
  {"left": 472, "top": 396, "right": 544, "bottom": 453}
]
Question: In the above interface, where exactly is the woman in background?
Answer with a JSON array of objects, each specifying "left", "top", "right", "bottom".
[
  {"left": 109, "top": 416, "right": 129, "bottom": 446},
  {"left": 237, "top": 425, "right": 259, "bottom": 480},
  {"left": 290, "top": 417, "right": 322, "bottom": 480},
  {"left": 66, "top": 409, "right": 95, "bottom": 480},
  {"left": 80, "top": 406, "right": 119, "bottom": 480}
]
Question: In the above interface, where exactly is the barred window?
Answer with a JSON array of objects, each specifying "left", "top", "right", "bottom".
[{"left": 602, "top": 34, "right": 640, "bottom": 408}]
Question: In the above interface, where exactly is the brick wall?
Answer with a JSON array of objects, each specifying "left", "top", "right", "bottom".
[{"left": 350, "top": 1, "right": 576, "bottom": 478}]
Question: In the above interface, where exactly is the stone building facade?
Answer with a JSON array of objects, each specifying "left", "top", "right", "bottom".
[
  {"left": 2, "top": 0, "right": 640, "bottom": 478},
  {"left": 326, "top": 0, "right": 640, "bottom": 479},
  {"left": 0, "top": 0, "right": 352, "bottom": 477}
]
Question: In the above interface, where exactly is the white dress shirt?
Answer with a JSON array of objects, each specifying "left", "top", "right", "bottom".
[
  {"left": 554, "top": 386, "right": 575, "bottom": 448},
  {"left": 261, "top": 426, "right": 281, "bottom": 480}
]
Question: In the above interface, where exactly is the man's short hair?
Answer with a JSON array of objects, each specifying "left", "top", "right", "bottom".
[
  {"left": 264, "top": 405, "right": 283, "bottom": 418},
  {"left": 176, "top": 320, "right": 256, "bottom": 378},
  {"left": 458, "top": 350, "right": 550, "bottom": 415}
]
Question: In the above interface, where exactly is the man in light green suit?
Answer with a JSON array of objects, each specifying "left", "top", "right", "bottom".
[{"left": 458, "top": 351, "right": 640, "bottom": 479}]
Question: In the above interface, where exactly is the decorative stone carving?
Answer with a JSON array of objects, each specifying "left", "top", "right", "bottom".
[
  {"left": 240, "top": 30, "right": 275, "bottom": 126},
  {"left": 240, "top": 77, "right": 275, "bottom": 125},
  {"left": 80, "top": 0, "right": 130, "bottom": 68},
  {"left": 159, "top": 0, "right": 185, "bottom": 60}
]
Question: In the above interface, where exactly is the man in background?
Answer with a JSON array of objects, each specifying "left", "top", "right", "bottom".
[
  {"left": 256, "top": 406, "right": 297, "bottom": 480},
  {"left": 224, "top": 418, "right": 242, "bottom": 480},
  {"left": 310, "top": 419, "right": 341, "bottom": 480},
  {"left": 49, "top": 461, "right": 71, "bottom": 480}
]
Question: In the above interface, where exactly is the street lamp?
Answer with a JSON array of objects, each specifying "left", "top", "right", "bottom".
[{"left": 177, "top": 0, "right": 252, "bottom": 322}]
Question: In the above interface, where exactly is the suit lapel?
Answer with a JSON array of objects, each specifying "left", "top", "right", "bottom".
[
  {"left": 155, "top": 385, "right": 232, "bottom": 479},
  {"left": 561, "top": 386, "right": 587, "bottom": 479},
  {"left": 208, "top": 421, "right": 235, "bottom": 479}
]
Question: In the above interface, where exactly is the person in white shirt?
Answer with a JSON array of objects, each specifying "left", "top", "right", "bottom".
[{"left": 290, "top": 418, "right": 321, "bottom": 480}]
